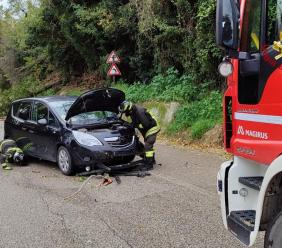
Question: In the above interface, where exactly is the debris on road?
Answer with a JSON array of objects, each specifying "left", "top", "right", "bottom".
[
  {"left": 65, "top": 173, "right": 118, "bottom": 202},
  {"left": 76, "top": 160, "right": 152, "bottom": 178},
  {"left": 64, "top": 175, "right": 98, "bottom": 201},
  {"left": 115, "top": 176, "right": 121, "bottom": 184},
  {"left": 98, "top": 174, "right": 113, "bottom": 187}
]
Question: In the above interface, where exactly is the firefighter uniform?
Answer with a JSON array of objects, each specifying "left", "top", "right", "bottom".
[
  {"left": 119, "top": 101, "right": 161, "bottom": 169},
  {"left": 0, "top": 139, "right": 24, "bottom": 170}
]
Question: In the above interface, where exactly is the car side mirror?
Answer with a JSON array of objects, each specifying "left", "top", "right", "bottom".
[
  {"left": 216, "top": 0, "right": 240, "bottom": 51},
  {"left": 38, "top": 118, "right": 48, "bottom": 126}
]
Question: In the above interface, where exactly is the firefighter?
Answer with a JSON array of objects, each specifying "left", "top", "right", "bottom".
[
  {"left": 0, "top": 139, "right": 24, "bottom": 170},
  {"left": 119, "top": 101, "right": 161, "bottom": 170}
]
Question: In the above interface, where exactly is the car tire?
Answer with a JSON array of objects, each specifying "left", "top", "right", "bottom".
[
  {"left": 264, "top": 211, "right": 282, "bottom": 248},
  {"left": 57, "top": 146, "right": 75, "bottom": 176}
]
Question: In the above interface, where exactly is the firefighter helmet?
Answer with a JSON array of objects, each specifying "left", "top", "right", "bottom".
[
  {"left": 13, "top": 151, "right": 24, "bottom": 163},
  {"left": 119, "top": 101, "right": 133, "bottom": 113}
]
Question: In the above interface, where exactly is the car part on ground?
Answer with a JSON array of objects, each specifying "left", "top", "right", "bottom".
[{"left": 76, "top": 159, "right": 152, "bottom": 178}]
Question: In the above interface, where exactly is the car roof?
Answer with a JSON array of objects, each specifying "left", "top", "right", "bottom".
[{"left": 12, "top": 96, "right": 78, "bottom": 104}]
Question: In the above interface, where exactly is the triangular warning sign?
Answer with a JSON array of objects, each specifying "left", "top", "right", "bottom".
[
  {"left": 106, "top": 51, "right": 121, "bottom": 64},
  {"left": 107, "top": 64, "right": 122, "bottom": 76}
]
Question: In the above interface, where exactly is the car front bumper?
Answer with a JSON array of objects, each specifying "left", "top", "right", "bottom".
[{"left": 69, "top": 140, "right": 139, "bottom": 169}]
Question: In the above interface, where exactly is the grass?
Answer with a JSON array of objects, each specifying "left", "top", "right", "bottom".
[
  {"left": 191, "top": 119, "right": 218, "bottom": 139},
  {"left": 165, "top": 91, "right": 222, "bottom": 139},
  {"left": 115, "top": 68, "right": 200, "bottom": 103},
  {"left": 62, "top": 87, "right": 85, "bottom": 96},
  {"left": 117, "top": 69, "right": 223, "bottom": 140}
]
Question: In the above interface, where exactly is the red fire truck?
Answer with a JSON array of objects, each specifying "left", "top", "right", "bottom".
[{"left": 216, "top": 0, "right": 282, "bottom": 247}]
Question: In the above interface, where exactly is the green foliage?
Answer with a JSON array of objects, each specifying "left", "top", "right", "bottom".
[
  {"left": 61, "top": 88, "right": 84, "bottom": 96},
  {"left": 117, "top": 68, "right": 199, "bottom": 103},
  {"left": 191, "top": 119, "right": 217, "bottom": 139},
  {"left": 166, "top": 91, "right": 222, "bottom": 139},
  {"left": 41, "top": 88, "right": 57, "bottom": 96},
  {"left": 193, "top": 0, "right": 222, "bottom": 88},
  {"left": 0, "top": 75, "right": 41, "bottom": 116},
  {"left": 0, "top": 0, "right": 223, "bottom": 88},
  {"left": 118, "top": 68, "right": 222, "bottom": 139}
]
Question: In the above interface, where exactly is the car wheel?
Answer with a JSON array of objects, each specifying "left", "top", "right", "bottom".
[
  {"left": 57, "top": 146, "right": 74, "bottom": 176},
  {"left": 265, "top": 211, "right": 282, "bottom": 248}
]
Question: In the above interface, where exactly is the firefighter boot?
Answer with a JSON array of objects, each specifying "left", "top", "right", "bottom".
[
  {"left": 152, "top": 154, "right": 156, "bottom": 165},
  {"left": 144, "top": 157, "right": 154, "bottom": 171},
  {"left": 2, "top": 163, "right": 12, "bottom": 171},
  {"left": 144, "top": 150, "right": 155, "bottom": 171}
]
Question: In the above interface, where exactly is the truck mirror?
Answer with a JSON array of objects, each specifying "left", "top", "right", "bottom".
[{"left": 216, "top": 0, "right": 240, "bottom": 51}]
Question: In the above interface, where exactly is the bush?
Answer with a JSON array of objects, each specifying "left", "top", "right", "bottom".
[
  {"left": 166, "top": 91, "right": 222, "bottom": 139},
  {"left": 191, "top": 119, "right": 217, "bottom": 139},
  {"left": 117, "top": 68, "right": 223, "bottom": 140},
  {"left": 0, "top": 76, "right": 41, "bottom": 116},
  {"left": 116, "top": 68, "right": 199, "bottom": 103}
]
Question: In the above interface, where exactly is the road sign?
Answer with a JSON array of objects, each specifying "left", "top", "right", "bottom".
[
  {"left": 106, "top": 51, "right": 121, "bottom": 64},
  {"left": 107, "top": 63, "right": 122, "bottom": 77}
]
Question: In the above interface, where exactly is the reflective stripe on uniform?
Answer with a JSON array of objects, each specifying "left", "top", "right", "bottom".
[
  {"left": 145, "top": 111, "right": 161, "bottom": 138},
  {"left": 7, "top": 147, "right": 23, "bottom": 154},
  {"left": 122, "top": 115, "right": 132, "bottom": 123},
  {"left": 2, "top": 163, "right": 12, "bottom": 170},
  {"left": 145, "top": 151, "right": 155, "bottom": 158},
  {"left": 148, "top": 111, "right": 159, "bottom": 125},
  {"left": 22, "top": 143, "right": 33, "bottom": 152},
  {"left": 0, "top": 139, "right": 15, "bottom": 152},
  {"left": 145, "top": 125, "right": 161, "bottom": 138},
  {"left": 251, "top": 32, "right": 259, "bottom": 50}
]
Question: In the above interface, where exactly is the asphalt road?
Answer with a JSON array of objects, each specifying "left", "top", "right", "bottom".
[{"left": 0, "top": 121, "right": 264, "bottom": 248}]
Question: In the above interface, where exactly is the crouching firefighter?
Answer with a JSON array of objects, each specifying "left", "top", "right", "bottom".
[
  {"left": 0, "top": 139, "right": 24, "bottom": 170},
  {"left": 119, "top": 101, "right": 161, "bottom": 170}
]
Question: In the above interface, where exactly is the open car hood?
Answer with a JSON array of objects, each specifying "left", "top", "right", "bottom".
[{"left": 65, "top": 88, "right": 125, "bottom": 121}]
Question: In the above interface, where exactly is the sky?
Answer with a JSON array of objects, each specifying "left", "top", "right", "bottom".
[{"left": 0, "top": 0, "right": 9, "bottom": 9}]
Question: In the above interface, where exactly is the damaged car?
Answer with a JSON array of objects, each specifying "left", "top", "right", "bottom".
[{"left": 4, "top": 88, "right": 142, "bottom": 175}]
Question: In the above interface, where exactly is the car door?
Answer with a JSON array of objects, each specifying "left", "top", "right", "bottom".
[
  {"left": 27, "top": 101, "right": 61, "bottom": 162},
  {"left": 5, "top": 100, "right": 37, "bottom": 155},
  {"left": 44, "top": 110, "right": 61, "bottom": 161},
  {"left": 4, "top": 100, "right": 25, "bottom": 140}
]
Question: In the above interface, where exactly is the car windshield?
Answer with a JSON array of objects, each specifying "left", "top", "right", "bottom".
[{"left": 49, "top": 100, "right": 118, "bottom": 125}]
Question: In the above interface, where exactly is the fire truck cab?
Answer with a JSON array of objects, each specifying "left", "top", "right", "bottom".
[{"left": 216, "top": 0, "right": 282, "bottom": 247}]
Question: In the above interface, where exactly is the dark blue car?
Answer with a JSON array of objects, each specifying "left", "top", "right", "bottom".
[{"left": 4, "top": 88, "right": 140, "bottom": 175}]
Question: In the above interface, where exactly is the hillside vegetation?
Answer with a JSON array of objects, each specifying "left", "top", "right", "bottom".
[{"left": 0, "top": 0, "right": 223, "bottom": 141}]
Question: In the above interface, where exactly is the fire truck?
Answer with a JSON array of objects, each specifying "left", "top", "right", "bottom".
[{"left": 216, "top": 0, "right": 282, "bottom": 247}]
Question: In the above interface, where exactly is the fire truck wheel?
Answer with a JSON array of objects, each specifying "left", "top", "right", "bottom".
[{"left": 264, "top": 211, "right": 282, "bottom": 248}]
